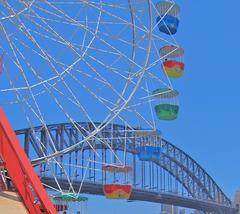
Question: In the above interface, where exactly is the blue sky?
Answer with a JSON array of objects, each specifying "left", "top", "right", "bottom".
[
  {"left": 172, "top": 0, "right": 240, "bottom": 199},
  {"left": 88, "top": 0, "right": 240, "bottom": 213}
]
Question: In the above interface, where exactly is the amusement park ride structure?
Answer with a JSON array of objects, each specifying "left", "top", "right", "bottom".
[
  {"left": 0, "top": 107, "right": 56, "bottom": 213},
  {"left": 0, "top": 0, "right": 238, "bottom": 214}
]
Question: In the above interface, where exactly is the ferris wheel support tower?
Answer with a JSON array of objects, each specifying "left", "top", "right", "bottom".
[{"left": 0, "top": 107, "right": 56, "bottom": 214}]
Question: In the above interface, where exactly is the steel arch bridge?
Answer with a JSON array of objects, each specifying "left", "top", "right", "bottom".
[{"left": 15, "top": 123, "right": 237, "bottom": 214}]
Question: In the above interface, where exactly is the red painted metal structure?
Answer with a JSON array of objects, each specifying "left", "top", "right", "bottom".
[{"left": 0, "top": 107, "right": 56, "bottom": 214}]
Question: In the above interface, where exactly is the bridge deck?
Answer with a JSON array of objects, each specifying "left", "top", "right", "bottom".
[
  {"left": 15, "top": 123, "right": 238, "bottom": 214},
  {"left": 0, "top": 191, "right": 27, "bottom": 214},
  {"left": 41, "top": 177, "right": 237, "bottom": 214}
]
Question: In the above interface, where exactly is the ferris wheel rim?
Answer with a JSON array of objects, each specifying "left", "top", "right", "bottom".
[
  {"left": 0, "top": 1, "right": 185, "bottom": 209},
  {"left": 29, "top": 0, "right": 153, "bottom": 165}
]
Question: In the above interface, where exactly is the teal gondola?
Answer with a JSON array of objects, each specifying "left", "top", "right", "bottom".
[{"left": 154, "top": 104, "right": 179, "bottom": 120}]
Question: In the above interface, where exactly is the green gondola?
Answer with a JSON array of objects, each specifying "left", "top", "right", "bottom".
[
  {"left": 53, "top": 192, "right": 88, "bottom": 202},
  {"left": 154, "top": 104, "right": 179, "bottom": 120}
]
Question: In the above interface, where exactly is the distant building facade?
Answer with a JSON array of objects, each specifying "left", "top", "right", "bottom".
[
  {"left": 234, "top": 191, "right": 240, "bottom": 214},
  {"left": 161, "top": 204, "right": 178, "bottom": 214},
  {"left": 191, "top": 210, "right": 204, "bottom": 214},
  {"left": 179, "top": 208, "right": 186, "bottom": 214}
]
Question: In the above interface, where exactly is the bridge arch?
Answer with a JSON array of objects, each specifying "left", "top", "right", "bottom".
[{"left": 15, "top": 123, "right": 236, "bottom": 213}]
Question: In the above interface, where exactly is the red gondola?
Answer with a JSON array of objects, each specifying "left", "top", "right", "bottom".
[
  {"left": 102, "top": 164, "right": 132, "bottom": 199},
  {"left": 103, "top": 184, "right": 132, "bottom": 199},
  {"left": 160, "top": 45, "right": 185, "bottom": 78},
  {"left": 162, "top": 60, "right": 184, "bottom": 78}
]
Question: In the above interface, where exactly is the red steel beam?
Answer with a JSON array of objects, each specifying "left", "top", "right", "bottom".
[{"left": 0, "top": 107, "right": 56, "bottom": 214}]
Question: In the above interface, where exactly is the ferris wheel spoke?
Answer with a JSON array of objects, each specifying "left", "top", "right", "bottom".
[
  {"left": 78, "top": 1, "right": 131, "bottom": 10},
  {"left": 19, "top": 13, "right": 144, "bottom": 107},
  {"left": 2, "top": 62, "right": 44, "bottom": 131},
  {"left": 52, "top": 49, "right": 152, "bottom": 104},
  {"left": 23, "top": 4, "right": 99, "bottom": 67},
  {"left": 0, "top": 0, "right": 35, "bottom": 21},
  {"left": 6, "top": 28, "right": 106, "bottom": 159},
  {"left": 4, "top": 27, "right": 156, "bottom": 131},
  {"left": 1, "top": 22, "right": 108, "bottom": 94},
  {"left": 1, "top": 22, "right": 57, "bottom": 148},
  {"left": 80, "top": 0, "right": 174, "bottom": 50},
  {"left": 133, "top": 12, "right": 175, "bottom": 49},
  {"left": 40, "top": 0, "right": 146, "bottom": 70},
  {"left": 31, "top": 4, "right": 144, "bottom": 56},
  {"left": 76, "top": 1, "right": 146, "bottom": 35},
  {"left": 23, "top": 3, "right": 99, "bottom": 67},
  {"left": 42, "top": 0, "right": 132, "bottom": 27},
  {"left": 24, "top": 12, "right": 130, "bottom": 27},
  {"left": 3, "top": 65, "right": 64, "bottom": 163},
  {"left": 29, "top": 1, "right": 101, "bottom": 50},
  {"left": 44, "top": 52, "right": 128, "bottom": 108},
  {"left": 21, "top": 3, "right": 137, "bottom": 105},
  {"left": 4, "top": 35, "right": 130, "bottom": 114},
  {"left": 11, "top": 37, "right": 97, "bottom": 131},
  {"left": 15, "top": 16, "right": 101, "bottom": 131},
  {"left": 41, "top": 159, "right": 75, "bottom": 195},
  {"left": 15, "top": 21, "right": 134, "bottom": 81},
  {"left": 10, "top": 36, "right": 121, "bottom": 92}
]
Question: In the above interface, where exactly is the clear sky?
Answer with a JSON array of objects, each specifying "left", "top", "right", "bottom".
[
  {"left": 88, "top": 0, "right": 240, "bottom": 213},
  {"left": 171, "top": 0, "right": 240, "bottom": 198}
]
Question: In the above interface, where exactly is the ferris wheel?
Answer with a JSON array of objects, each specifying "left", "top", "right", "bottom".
[{"left": 0, "top": 0, "right": 184, "bottom": 213}]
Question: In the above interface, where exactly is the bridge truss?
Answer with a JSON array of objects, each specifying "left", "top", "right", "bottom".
[{"left": 15, "top": 122, "right": 237, "bottom": 214}]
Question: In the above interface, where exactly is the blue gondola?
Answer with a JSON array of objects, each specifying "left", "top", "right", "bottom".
[
  {"left": 137, "top": 146, "right": 161, "bottom": 161},
  {"left": 156, "top": 15, "right": 179, "bottom": 35}
]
